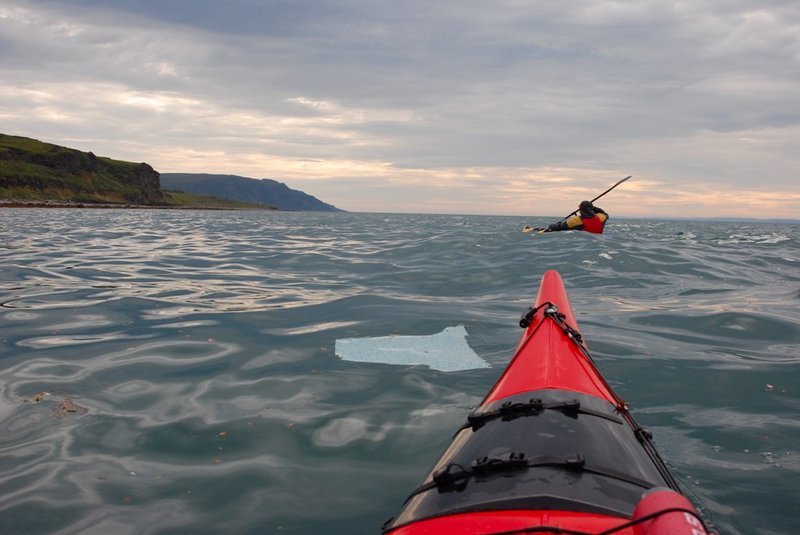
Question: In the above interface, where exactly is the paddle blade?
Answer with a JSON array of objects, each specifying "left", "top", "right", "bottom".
[{"left": 522, "top": 226, "right": 548, "bottom": 234}]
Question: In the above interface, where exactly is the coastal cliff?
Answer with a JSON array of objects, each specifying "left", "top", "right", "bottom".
[{"left": 0, "top": 133, "right": 163, "bottom": 205}]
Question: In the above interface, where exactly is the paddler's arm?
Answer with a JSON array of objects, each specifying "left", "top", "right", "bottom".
[{"left": 547, "top": 215, "right": 584, "bottom": 232}]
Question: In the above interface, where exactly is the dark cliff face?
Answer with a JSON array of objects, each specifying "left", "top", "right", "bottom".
[
  {"left": 139, "top": 164, "right": 162, "bottom": 203},
  {"left": 122, "top": 162, "right": 162, "bottom": 203}
]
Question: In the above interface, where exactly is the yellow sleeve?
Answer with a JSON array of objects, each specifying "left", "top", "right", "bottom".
[{"left": 565, "top": 215, "right": 584, "bottom": 230}]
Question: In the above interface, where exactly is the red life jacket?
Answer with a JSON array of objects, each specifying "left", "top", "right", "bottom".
[{"left": 581, "top": 214, "right": 605, "bottom": 234}]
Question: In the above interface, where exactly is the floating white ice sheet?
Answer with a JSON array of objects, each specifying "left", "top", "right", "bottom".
[{"left": 335, "top": 325, "right": 489, "bottom": 372}]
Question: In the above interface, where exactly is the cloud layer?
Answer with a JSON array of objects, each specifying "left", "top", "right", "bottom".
[{"left": 2, "top": 1, "right": 798, "bottom": 217}]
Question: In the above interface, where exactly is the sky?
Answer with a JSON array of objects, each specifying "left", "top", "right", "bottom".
[{"left": 1, "top": 1, "right": 799, "bottom": 218}]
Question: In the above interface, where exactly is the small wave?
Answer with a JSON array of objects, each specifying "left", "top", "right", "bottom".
[{"left": 716, "top": 233, "right": 791, "bottom": 245}]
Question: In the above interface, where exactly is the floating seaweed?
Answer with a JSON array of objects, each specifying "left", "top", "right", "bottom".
[
  {"left": 20, "top": 391, "right": 89, "bottom": 418},
  {"left": 51, "top": 398, "right": 88, "bottom": 418}
]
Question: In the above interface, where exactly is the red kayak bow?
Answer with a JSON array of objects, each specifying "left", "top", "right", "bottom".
[{"left": 384, "top": 270, "right": 710, "bottom": 535}]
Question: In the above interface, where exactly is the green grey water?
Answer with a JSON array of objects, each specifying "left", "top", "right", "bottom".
[{"left": 1, "top": 209, "right": 798, "bottom": 535}]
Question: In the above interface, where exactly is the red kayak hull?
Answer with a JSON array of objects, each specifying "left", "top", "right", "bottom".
[{"left": 384, "top": 270, "right": 708, "bottom": 535}]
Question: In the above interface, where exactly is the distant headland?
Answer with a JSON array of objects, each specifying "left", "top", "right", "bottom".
[{"left": 0, "top": 133, "right": 343, "bottom": 211}]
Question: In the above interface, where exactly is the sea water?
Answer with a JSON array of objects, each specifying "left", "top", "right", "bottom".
[{"left": 0, "top": 209, "right": 798, "bottom": 535}]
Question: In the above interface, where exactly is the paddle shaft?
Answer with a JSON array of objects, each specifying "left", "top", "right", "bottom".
[{"left": 560, "top": 175, "right": 632, "bottom": 220}]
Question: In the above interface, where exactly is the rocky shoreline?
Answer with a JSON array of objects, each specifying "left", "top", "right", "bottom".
[{"left": 0, "top": 199, "right": 265, "bottom": 210}]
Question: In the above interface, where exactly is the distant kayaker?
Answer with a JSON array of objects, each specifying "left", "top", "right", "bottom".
[{"left": 546, "top": 200, "right": 608, "bottom": 234}]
